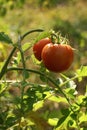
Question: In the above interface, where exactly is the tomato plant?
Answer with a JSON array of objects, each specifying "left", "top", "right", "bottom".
[
  {"left": 33, "top": 37, "right": 51, "bottom": 61},
  {"left": 41, "top": 43, "right": 74, "bottom": 72},
  {"left": 0, "top": 29, "right": 87, "bottom": 130}
]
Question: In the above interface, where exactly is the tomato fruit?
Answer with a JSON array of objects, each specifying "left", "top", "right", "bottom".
[
  {"left": 33, "top": 38, "right": 51, "bottom": 61},
  {"left": 41, "top": 43, "right": 74, "bottom": 72}
]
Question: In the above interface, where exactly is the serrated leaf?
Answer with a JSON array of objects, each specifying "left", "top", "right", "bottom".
[
  {"left": 0, "top": 32, "right": 13, "bottom": 44},
  {"left": 76, "top": 66, "right": 87, "bottom": 77}
]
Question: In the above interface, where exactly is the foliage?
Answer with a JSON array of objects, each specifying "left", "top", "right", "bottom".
[
  {"left": 0, "top": 32, "right": 13, "bottom": 44},
  {"left": 0, "top": 29, "right": 87, "bottom": 130},
  {"left": 0, "top": 0, "right": 87, "bottom": 129},
  {"left": 37, "top": 0, "right": 71, "bottom": 8}
]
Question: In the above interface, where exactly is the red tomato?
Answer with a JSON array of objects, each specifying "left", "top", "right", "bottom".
[
  {"left": 33, "top": 38, "right": 51, "bottom": 61},
  {"left": 41, "top": 43, "right": 74, "bottom": 72}
]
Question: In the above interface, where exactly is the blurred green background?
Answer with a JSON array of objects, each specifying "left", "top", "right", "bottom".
[{"left": 0, "top": 0, "right": 87, "bottom": 72}]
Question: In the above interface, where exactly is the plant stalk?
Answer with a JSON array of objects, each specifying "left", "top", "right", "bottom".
[{"left": 0, "top": 29, "right": 43, "bottom": 80}]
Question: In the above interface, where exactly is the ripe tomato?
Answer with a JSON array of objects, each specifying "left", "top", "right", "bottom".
[
  {"left": 33, "top": 38, "right": 51, "bottom": 61},
  {"left": 41, "top": 43, "right": 74, "bottom": 72}
]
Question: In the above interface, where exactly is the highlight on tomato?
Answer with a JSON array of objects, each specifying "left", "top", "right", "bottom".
[
  {"left": 33, "top": 37, "right": 51, "bottom": 61},
  {"left": 41, "top": 43, "right": 74, "bottom": 73}
]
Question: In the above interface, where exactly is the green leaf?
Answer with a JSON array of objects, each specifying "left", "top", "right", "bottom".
[
  {"left": 48, "top": 95, "right": 67, "bottom": 104},
  {"left": 33, "top": 100, "right": 44, "bottom": 111},
  {"left": 48, "top": 118, "right": 58, "bottom": 126},
  {"left": 76, "top": 66, "right": 87, "bottom": 77},
  {"left": 27, "top": 97, "right": 36, "bottom": 110},
  {"left": 0, "top": 32, "right": 13, "bottom": 44},
  {"left": 6, "top": 117, "right": 16, "bottom": 126},
  {"left": 57, "top": 116, "right": 67, "bottom": 127},
  {"left": 70, "top": 113, "right": 77, "bottom": 120},
  {"left": 48, "top": 110, "right": 61, "bottom": 119},
  {"left": 61, "top": 108, "right": 70, "bottom": 116},
  {"left": 56, "top": 108, "right": 70, "bottom": 127}
]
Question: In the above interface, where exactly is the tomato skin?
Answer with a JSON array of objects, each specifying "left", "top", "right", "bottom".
[
  {"left": 33, "top": 38, "right": 51, "bottom": 61},
  {"left": 41, "top": 43, "right": 74, "bottom": 72}
]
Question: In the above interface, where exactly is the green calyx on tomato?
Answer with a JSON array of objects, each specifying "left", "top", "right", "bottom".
[{"left": 33, "top": 30, "right": 74, "bottom": 73}]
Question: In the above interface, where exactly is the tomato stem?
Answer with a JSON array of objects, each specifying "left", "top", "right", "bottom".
[
  {"left": 21, "top": 29, "right": 44, "bottom": 41},
  {"left": 50, "top": 31, "right": 58, "bottom": 44},
  {"left": 50, "top": 30, "right": 63, "bottom": 44},
  {"left": 0, "top": 29, "right": 44, "bottom": 80}
]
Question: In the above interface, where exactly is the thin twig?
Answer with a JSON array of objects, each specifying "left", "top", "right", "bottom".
[{"left": 21, "top": 29, "right": 44, "bottom": 40}]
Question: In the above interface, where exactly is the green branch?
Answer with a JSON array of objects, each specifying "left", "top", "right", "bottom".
[
  {"left": 21, "top": 29, "right": 44, "bottom": 40},
  {"left": 6, "top": 67, "right": 71, "bottom": 101},
  {"left": 6, "top": 67, "right": 79, "bottom": 113},
  {"left": 0, "top": 29, "right": 43, "bottom": 80}
]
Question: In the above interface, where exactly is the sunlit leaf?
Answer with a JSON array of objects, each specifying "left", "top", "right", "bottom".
[
  {"left": 33, "top": 100, "right": 44, "bottom": 111},
  {"left": 76, "top": 66, "right": 87, "bottom": 77},
  {"left": 48, "top": 95, "right": 68, "bottom": 104},
  {"left": 48, "top": 118, "right": 58, "bottom": 126}
]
